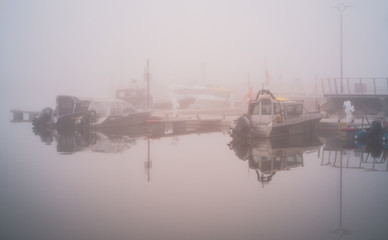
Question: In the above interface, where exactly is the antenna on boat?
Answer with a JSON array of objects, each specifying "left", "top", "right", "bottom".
[{"left": 248, "top": 73, "right": 250, "bottom": 94}]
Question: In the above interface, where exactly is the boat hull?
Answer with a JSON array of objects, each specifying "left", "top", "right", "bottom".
[
  {"left": 232, "top": 114, "right": 322, "bottom": 138},
  {"left": 268, "top": 114, "right": 322, "bottom": 138}
]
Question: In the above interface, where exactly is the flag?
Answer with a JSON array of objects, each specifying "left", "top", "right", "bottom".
[
  {"left": 265, "top": 69, "right": 271, "bottom": 86},
  {"left": 245, "top": 74, "right": 253, "bottom": 102}
]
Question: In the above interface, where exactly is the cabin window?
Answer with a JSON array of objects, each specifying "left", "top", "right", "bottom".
[
  {"left": 287, "top": 104, "right": 303, "bottom": 116},
  {"left": 252, "top": 104, "right": 260, "bottom": 115},
  {"left": 89, "top": 102, "right": 110, "bottom": 116},
  {"left": 274, "top": 103, "right": 281, "bottom": 114},
  {"left": 287, "top": 105, "right": 296, "bottom": 114},
  {"left": 74, "top": 101, "right": 90, "bottom": 112},
  {"left": 249, "top": 103, "right": 260, "bottom": 115},
  {"left": 296, "top": 104, "right": 303, "bottom": 113},
  {"left": 295, "top": 154, "right": 303, "bottom": 164},
  {"left": 57, "top": 98, "right": 74, "bottom": 116},
  {"left": 110, "top": 103, "right": 121, "bottom": 116},
  {"left": 261, "top": 99, "right": 272, "bottom": 115}
]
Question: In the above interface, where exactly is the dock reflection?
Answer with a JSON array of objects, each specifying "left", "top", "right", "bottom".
[
  {"left": 228, "top": 135, "right": 323, "bottom": 186},
  {"left": 33, "top": 126, "right": 149, "bottom": 154},
  {"left": 321, "top": 135, "right": 388, "bottom": 237},
  {"left": 32, "top": 124, "right": 224, "bottom": 183},
  {"left": 32, "top": 124, "right": 223, "bottom": 154},
  {"left": 321, "top": 136, "right": 388, "bottom": 171}
]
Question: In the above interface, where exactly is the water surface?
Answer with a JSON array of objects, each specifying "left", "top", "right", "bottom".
[{"left": 1, "top": 121, "right": 387, "bottom": 240}]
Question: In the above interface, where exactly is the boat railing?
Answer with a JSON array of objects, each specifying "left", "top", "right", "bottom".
[
  {"left": 361, "top": 114, "right": 387, "bottom": 129},
  {"left": 321, "top": 77, "right": 388, "bottom": 97},
  {"left": 303, "top": 106, "right": 321, "bottom": 115}
]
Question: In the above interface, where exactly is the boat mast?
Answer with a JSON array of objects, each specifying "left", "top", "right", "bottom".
[{"left": 145, "top": 59, "right": 151, "bottom": 108}]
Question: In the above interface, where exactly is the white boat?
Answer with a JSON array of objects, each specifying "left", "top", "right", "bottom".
[{"left": 230, "top": 89, "right": 322, "bottom": 138}]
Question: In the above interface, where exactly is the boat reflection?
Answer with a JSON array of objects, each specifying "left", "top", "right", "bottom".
[
  {"left": 33, "top": 126, "right": 149, "bottom": 154},
  {"left": 229, "top": 135, "right": 323, "bottom": 186},
  {"left": 321, "top": 136, "right": 388, "bottom": 236},
  {"left": 33, "top": 124, "right": 223, "bottom": 154},
  {"left": 321, "top": 136, "right": 388, "bottom": 171}
]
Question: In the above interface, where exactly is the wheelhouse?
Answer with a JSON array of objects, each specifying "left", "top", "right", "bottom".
[{"left": 247, "top": 93, "right": 304, "bottom": 123}]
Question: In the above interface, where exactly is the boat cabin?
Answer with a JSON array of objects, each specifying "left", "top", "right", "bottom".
[
  {"left": 231, "top": 89, "right": 321, "bottom": 138},
  {"left": 247, "top": 90, "right": 304, "bottom": 124},
  {"left": 54, "top": 96, "right": 91, "bottom": 117}
]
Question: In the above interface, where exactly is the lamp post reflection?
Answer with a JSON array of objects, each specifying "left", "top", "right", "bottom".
[
  {"left": 330, "top": 149, "right": 351, "bottom": 237},
  {"left": 145, "top": 139, "right": 152, "bottom": 182},
  {"left": 321, "top": 135, "right": 388, "bottom": 236},
  {"left": 32, "top": 122, "right": 225, "bottom": 183}
]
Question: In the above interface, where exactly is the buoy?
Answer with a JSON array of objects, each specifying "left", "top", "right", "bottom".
[
  {"left": 382, "top": 132, "right": 388, "bottom": 141},
  {"left": 354, "top": 129, "right": 366, "bottom": 140}
]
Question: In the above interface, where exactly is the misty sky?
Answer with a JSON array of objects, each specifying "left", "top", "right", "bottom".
[{"left": 1, "top": 0, "right": 387, "bottom": 111}]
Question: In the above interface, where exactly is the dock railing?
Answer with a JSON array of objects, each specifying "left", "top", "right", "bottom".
[
  {"left": 321, "top": 78, "right": 388, "bottom": 97},
  {"left": 10, "top": 109, "right": 40, "bottom": 122}
]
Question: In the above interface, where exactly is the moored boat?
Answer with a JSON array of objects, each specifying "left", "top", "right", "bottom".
[
  {"left": 230, "top": 89, "right": 322, "bottom": 138},
  {"left": 343, "top": 114, "right": 388, "bottom": 144},
  {"left": 32, "top": 95, "right": 91, "bottom": 132},
  {"left": 32, "top": 95, "right": 151, "bottom": 132}
]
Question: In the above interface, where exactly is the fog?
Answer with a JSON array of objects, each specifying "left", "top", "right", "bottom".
[{"left": 1, "top": 0, "right": 387, "bottom": 113}]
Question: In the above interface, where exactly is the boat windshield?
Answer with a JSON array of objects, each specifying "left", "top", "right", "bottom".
[
  {"left": 89, "top": 101, "right": 111, "bottom": 116},
  {"left": 248, "top": 98, "right": 272, "bottom": 115},
  {"left": 261, "top": 99, "right": 272, "bottom": 115}
]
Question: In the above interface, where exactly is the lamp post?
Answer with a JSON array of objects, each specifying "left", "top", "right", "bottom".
[{"left": 333, "top": 3, "right": 351, "bottom": 93}]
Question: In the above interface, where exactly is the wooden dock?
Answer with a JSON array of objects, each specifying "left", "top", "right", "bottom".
[{"left": 10, "top": 107, "right": 345, "bottom": 134}]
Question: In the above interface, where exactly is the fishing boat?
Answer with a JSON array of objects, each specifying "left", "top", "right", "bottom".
[
  {"left": 230, "top": 89, "right": 322, "bottom": 138},
  {"left": 32, "top": 95, "right": 91, "bottom": 132}
]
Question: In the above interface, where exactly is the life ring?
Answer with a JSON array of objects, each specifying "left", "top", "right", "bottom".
[{"left": 274, "top": 114, "right": 282, "bottom": 123}]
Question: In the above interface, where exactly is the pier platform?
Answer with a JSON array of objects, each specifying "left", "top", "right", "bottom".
[
  {"left": 10, "top": 107, "right": 350, "bottom": 134},
  {"left": 10, "top": 109, "right": 39, "bottom": 123}
]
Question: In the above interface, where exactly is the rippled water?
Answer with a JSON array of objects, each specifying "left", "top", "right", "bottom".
[{"left": 1, "top": 121, "right": 388, "bottom": 240}]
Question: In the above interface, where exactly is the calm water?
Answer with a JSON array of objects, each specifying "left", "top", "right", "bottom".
[{"left": 1, "top": 121, "right": 388, "bottom": 240}]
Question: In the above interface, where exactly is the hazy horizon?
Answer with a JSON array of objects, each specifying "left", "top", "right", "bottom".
[{"left": 1, "top": 0, "right": 387, "bottom": 112}]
